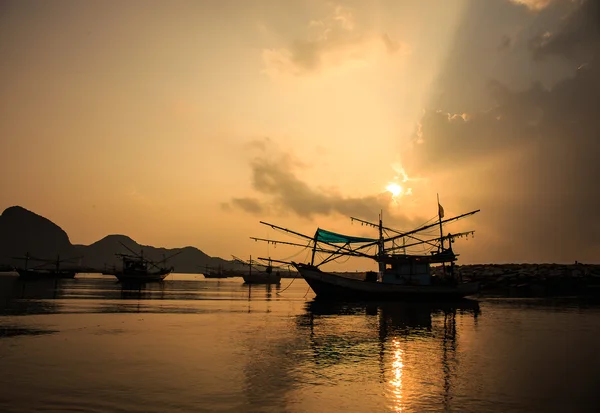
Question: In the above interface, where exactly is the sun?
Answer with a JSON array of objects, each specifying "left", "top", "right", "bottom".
[{"left": 386, "top": 183, "right": 403, "bottom": 197}]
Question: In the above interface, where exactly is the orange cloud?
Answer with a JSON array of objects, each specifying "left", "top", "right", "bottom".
[{"left": 261, "top": 5, "right": 407, "bottom": 76}]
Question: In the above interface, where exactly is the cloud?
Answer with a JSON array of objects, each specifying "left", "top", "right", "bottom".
[
  {"left": 230, "top": 198, "right": 265, "bottom": 214},
  {"left": 410, "top": 0, "right": 600, "bottom": 262},
  {"left": 262, "top": 5, "right": 405, "bottom": 76},
  {"left": 223, "top": 138, "right": 422, "bottom": 228},
  {"left": 529, "top": 0, "right": 600, "bottom": 60},
  {"left": 509, "top": 0, "right": 556, "bottom": 11}
]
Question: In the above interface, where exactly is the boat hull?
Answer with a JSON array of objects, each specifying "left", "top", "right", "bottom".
[
  {"left": 294, "top": 263, "right": 479, "bottom": 301},
  {"left": 17, "top": 269, "right": 77, "bottom": 279},
  {"left": 203, "top": 274, "right": 230, "bottom": 279},
  {"left": 113, "top": 270, "right": 171, "bottom": 283},
  {"left": 243, "top": 272, "right": 281, "bottom": 285}
]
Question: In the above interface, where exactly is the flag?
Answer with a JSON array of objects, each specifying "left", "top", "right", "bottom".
[{"left": 438, "top": 203, "right": 445, "bottom": 219}]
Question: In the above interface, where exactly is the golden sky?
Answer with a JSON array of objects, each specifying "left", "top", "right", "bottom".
[{"left": 1, "top": 0, "right": 598, "bottom": 266}]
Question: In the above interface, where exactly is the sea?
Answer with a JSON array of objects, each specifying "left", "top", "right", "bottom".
[{"left": 1, "top": 273, "right": 599, "bottom": 413}]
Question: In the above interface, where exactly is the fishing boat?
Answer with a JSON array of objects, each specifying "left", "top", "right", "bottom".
[
  {"left": 252, "top": 197, "right": 480, "bottom": 301},
  {"left": 232, "top": 255, "right": 282, "bottom": 285},
  {"left": 16, "top": 268, "right": 77, "bottom": 279},
  {"left": 105, "top": 242, "right": 180, "bottom": 283},
  {"left": 202, "top": 264, "right": 231, "bottom": 279},
  {"left": 12, "top": 253, "right": 80, "bottom": 279}
]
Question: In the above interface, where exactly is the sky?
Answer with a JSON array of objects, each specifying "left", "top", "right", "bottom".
[{"left": 1, "top": 0, "right": 598, "bottom": 267}]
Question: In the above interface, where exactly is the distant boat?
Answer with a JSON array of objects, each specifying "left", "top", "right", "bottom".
[
  {"left": 243, "top": 271, "right": 281, "bottom": 285},
  {"left": 104, "top": 242, "right": 181, "bottom": 283},
  {"left": 253, "top": 196, "right": 481, "bottom": 301},
  {"left": 202, "top": 264, "right": 231, "bottom": 279},
  {"left": 16, "top": 268, "right": 77, "bottom": 279},
  {"left": 12, "top": 253, "right": 80, "bottom": 279},
  {"left": 232, "top": 255, "right": 282, "bottom": 285}
]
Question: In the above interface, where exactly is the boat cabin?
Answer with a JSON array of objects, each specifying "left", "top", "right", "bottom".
[
  {"left": 377, "top": 250, "right": 457, "bottom": 286},
  {"left": 382, "top": 260, "right": 432, "bottom": 285},
  {"left": 123, "top": 257, "right": 148, "bottom": 274}
]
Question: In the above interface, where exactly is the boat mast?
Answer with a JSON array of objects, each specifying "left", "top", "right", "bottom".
[
  {"left": 437, "top": 194, "right": 444, "bottom": 252},
  {"left": 437, "top": 193, "right": 447, "bottom": 277},
  {"left": 378, "top": 211, "right": 385, "bottom": 274},
  {"left": 311, "top": 230, "right": 318, "bottom": 265}
]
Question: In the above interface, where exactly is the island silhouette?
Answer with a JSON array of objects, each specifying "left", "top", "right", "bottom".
[{"left": 0, "top": 206, "right": 238, "bottom": 274}]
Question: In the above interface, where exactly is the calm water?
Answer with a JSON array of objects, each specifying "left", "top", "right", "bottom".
[{"left": 1, "top": 273, "right": 599, "bottom": 413}]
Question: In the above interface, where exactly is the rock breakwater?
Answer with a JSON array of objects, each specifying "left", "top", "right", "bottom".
[{"left": 433, "top": 263, "right": 600, "bottom": 298}]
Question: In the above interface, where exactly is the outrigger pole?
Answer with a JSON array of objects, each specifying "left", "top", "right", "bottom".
[
  {"left": 233, "top": 254, "right": 285, "bottom": 273},
  {"left": 384, "top": 230, "right": 476, "bottom": 253},
  {"left": 354, "top": 209, "right": 481, "bottom": 252},
  {"left": 259, "top": 221, "right": 376, "bottom": 263},
  {"left": 250, "top": 236, "right": 359, "bottom": 258},
  {"left": 257, "top": 257, "right": 294, "bottom": 267},
  {"left": 350, "top": 216, "right": 439, "bottom": 250}
]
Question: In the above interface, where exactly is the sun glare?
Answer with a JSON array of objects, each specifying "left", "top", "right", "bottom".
[{"left": 386, "top": 183, "right": 403, "bottom": 197}]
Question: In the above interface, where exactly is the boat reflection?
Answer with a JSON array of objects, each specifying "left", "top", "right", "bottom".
[
  {"left": 245, "top": 282, "right": 281, "bottom": 299},
  {"left": 119, "top": 281, "right": 166, "bottom": 300},
  {"left": 297, "top": 299, "right": 480, "bottom": 411}
]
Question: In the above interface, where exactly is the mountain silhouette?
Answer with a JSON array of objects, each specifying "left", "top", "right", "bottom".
[
  {"left": 0, "top": 206, "right": 239, "bottom": 273},
  {"left": 0, "top": 206, "right": 78, "bottom": 266}
]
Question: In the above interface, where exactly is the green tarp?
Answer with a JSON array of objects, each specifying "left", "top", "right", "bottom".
[{"left": 315, "top": 228, "right": 377, "bottom": 244}]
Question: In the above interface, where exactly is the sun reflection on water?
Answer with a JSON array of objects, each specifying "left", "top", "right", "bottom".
[{"left": 388, "top": 338, "right": 404, "bottom": 412}]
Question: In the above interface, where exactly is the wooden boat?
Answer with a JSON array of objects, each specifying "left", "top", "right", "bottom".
[
  {"left": 243, "top": 271, "right": 281, "bottom": 284},
  {"left": 16, "top": 268, "right": 77, "bottom": 279},
  {"left": 232, "top": 255, "right": 282, "bottom": 284},
  {"left": 112, "top": 256, "right": 172, "bottom": 282},
  {"left": 294, "top": 263, "right": 478, "bottom": 300},
  {"left": 202, "top": 264, "right": 231, "bottom": 279},
  {"left": 12, "top": 253, "right": 80, "bottom": 279},
  {"left": 105, "top": 242, "right": 180, "bottom": 283},
  {"left": 252, "top": 196, "right": 481, "bottom": 301}
]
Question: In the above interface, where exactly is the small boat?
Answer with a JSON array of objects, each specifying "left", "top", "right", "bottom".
[
  {"left": 202, "top": 264, "right": 231, "bottom": 279},
  {"left": 243, "top": 271, "right": 281, "bottom": 284},
  {"left": 232, "top": 255, "right": 282, "bottom": 284},
  {"left": 105, "top": 242, "right": 180, "bottom": 283},
  {"left": 252, "top": 196, "right": 481, "bottom": 301},
  {"left": 16, "top": 268, "right": 77, "bottom": 279},
  {"left": 112, "top": 255, "right": 172, "bottom": 282},
  {"left": 12, "top": 253, "right": 80, "bottom": 279}
]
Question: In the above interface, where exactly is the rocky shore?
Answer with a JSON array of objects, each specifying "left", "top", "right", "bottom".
[{"left": 433, "top": 263, "right": 600, "bottom": 298}]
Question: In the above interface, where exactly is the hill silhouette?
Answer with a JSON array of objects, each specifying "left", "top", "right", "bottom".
[
  {"left": 0, "top": 206, "right": 78, "bottom": 267},
  {"left": 0, "top": 206, "right": 239, "bottom": 273}
]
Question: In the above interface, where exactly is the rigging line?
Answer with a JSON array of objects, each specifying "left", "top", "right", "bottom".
[
  {"left": 279, "top": 246, "right": 311, "bottom": 262},
  {"left": 303, "top": 285, "right": 311, "bottom": 298},
  {"left": 276, "top": 272, "right": 299, "bottom": 295},
  {"left": 332, "top": 254, "right": 352, "bottom": 264}
]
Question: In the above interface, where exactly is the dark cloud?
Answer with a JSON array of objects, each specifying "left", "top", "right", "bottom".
[
  {"left": 224, "top": 139, "right": 423, "bottom": 229},
  {"left": 412, "top": 0, "right": 600, "bottom": 262},
  {"left": 529, "top": 0, "right": 600, "bottom": 60},
  {"left": 230, "top": 198, "right": 265, "bottom": 214}
]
